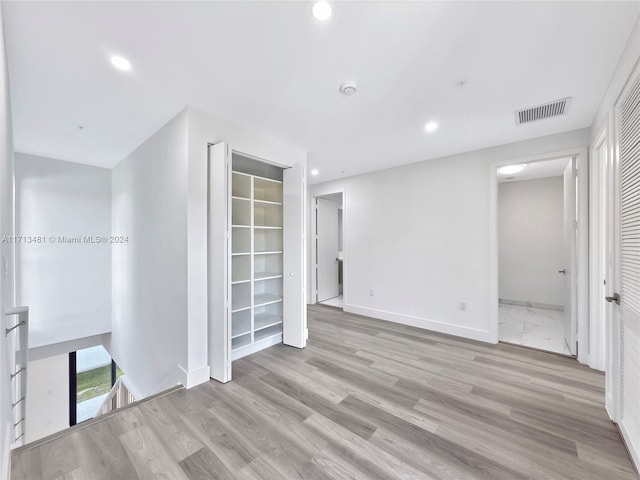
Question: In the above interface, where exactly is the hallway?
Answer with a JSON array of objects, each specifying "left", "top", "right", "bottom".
[{"left": 11, "top": 306, "right": 635, "bottom": 480}]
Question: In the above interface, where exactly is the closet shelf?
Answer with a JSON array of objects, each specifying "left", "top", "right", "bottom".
[
  {"left": 231, "top": 305, "right": 251, "bottom": 314},
  {"left": 231, "top": 164, "right": 284, "bottom": 361},
  {"left": 255, "top": 328, "right": 282, "bottom": 343},
  {"left": 254, "top": 272, "right": 283, "bottom": 281},
  {"left": 231, "top": 328, "right": 251, "bottom": 339},
  {"left": 253, "top": 175, "right": 282, "bottom": 184},
  {"left": 231, "top": 333, "right": 252, "bottom": 350},
  {"left": 254, "top": 314, "right": 283, "bottom": 331},
  {"left": 254, "top": 294, "right": 282, "bottom": 308}
]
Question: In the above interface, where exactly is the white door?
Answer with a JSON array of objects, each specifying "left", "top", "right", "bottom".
[
  {"left": 283, "top": 165, "right": 306, "bottom": 348},
  {"left": 563, "top": 158, "right": 578, "bottom": 355},
  {"left": 316, "top": 198, "right": 340, "bottom": 302},
  {"left": 208, "top": 143, "right": 232, "bottom": 383},
  {"left": 610, "top": 67, "right": 640, "bottom": 466}
]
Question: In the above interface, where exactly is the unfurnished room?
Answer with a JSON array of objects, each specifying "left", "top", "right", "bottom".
[{"left": 0, "top": 1, "right": 639, "bottom": 479}]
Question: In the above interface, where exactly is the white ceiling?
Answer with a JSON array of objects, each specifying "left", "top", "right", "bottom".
[
  {"left": 497, "top": 157, "right": 570, "bottom": 183},
  {"left": 3, "top": 2, "right": 639, "bottom": 184}
]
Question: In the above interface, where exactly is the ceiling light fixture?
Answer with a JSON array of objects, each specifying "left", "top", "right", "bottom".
[
  {"left": 110, "top": 55, "right": 132, "bottom": 71},
  {"left": 312, "top": 1, "right": 332, "bottom": 21},
  {"left": 311, "top": 169, "right": 319, "bottom": 176},
  {"left": 498, "top": 164, "right": 527, "bottom": 175},
  {"left": 424, "top": 121, "right": 439, "bottom": 133}
]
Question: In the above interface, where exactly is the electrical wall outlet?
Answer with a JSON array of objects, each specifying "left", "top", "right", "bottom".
[
  {"left": 458, "top": 301, "right": 468, "bottom": 311},
  {"left": 369, "top": 288, "right": 375, "bottom": 296}
]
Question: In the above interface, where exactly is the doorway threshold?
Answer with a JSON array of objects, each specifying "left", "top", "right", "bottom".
[
  {"left": 319, "top": 295, "right": 343, "bottom": 309},
  {"left": 499, "top": 303, "right": 571, "bottom": 355}
]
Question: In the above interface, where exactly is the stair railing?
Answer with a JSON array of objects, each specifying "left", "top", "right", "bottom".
[
  {"left": 5, "top": 306, "right": 28, "bottom": 447},
  {"left": 95, "top": 375, "right": 136, "bottom": 417}
]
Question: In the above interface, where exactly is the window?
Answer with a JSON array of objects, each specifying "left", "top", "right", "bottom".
[{"left": 69, "top": 346, "right": 123, "bottom": 425}]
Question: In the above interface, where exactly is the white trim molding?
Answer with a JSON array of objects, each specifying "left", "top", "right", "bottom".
[
  {"left": 489, "top": 147, "right": 590, "bottom": 363},
  {"left": 345, "top": 304, "right": 494, "bottom": 343},
  {"left": 178, "top": 364, "right": 211, "bottom": 389}
]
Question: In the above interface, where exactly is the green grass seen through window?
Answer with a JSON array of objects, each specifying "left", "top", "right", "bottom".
[{"left": 77, "top": 364, "right": 124, "bottom": 403}]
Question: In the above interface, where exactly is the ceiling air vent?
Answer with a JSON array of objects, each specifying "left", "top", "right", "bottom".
[{"left": 515, "top": 97, "right": 571, "bottom": 125}]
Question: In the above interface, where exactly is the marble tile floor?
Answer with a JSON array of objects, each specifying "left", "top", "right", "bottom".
[
  {"left": 319, "top": 294, "right": 343, "bottom": 308},
  {"left": 499, "top": 303, "right": 571, "bottom": 355}
]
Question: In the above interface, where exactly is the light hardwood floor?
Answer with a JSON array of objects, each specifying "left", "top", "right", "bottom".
[{"left": 12, "top": 305, "right": 638, "bottom": 479}]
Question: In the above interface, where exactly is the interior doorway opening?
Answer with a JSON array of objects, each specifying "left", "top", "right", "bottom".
[
  {"left": 314, "top": 192, "right": 344, "bottom": 309},
  {"left": 496, "top": 156, "right": 576, "bottom": 356}
]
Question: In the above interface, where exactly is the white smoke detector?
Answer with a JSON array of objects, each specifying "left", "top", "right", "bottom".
[{"left": 339, "top": 81, "right": 357, "bottom": 96}]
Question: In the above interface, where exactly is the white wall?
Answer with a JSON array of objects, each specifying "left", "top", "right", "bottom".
[
  {"left": 310, "top": 128, "right": 589, "bottom": 342},
  {"left": 24, "top": 354, "right": 68, "bottom": 443},
  {"left": 0, "top": 4, "right": 15, "bottom": 475},
  {"left": 110, "top": 110, "right": 189, "bottom": 399},
  {"left": 498, "top": 176, "right": 564, "bottom": 307},
  {"left": 15, "top": 154, "right": 112, "bottom": 348}
]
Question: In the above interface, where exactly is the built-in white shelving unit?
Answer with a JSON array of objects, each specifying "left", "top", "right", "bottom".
[{"left": 230, "top": 169, "right": 284, "bottom": 360}]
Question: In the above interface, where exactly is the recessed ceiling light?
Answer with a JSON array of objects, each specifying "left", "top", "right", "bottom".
[
  {"left": 312, "top": 1, "right": 332, "bottom": 21},
  {"left": 311, "top": 169, "right": 319, "bottom": 176},
  {"left": 498, "top": 164, "right": 527, "bottom": 175},
  {"left": 424, "top": 121, "right": 439, "bottom": 133},
  {"left": 110, "top": 55, "right": 131, "bottom": 71}
]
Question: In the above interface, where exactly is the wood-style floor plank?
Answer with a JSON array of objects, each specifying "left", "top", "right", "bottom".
[{"left": 11, "top": 305, "right": 638, "bottom": 479}]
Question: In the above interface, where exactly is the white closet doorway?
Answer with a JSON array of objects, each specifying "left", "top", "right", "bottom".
[
  {"left": 314, "top": 192, "right": 344, "bottom": 309},
  {"left": 208, "top": 143, "right": 306, "bottom": 384}
]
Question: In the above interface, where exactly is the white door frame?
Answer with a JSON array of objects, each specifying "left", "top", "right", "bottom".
[
  {"left": 589, "top": 124, "right": 609, "bottom": 372},
  {"left": 489, "top": 147, "right": 589, "bottom": 364},
  {"left": 310, "top": 188, "right": 347, "bottom": 307},
  {"left": 315, "top": 197, "right": 341, "bottom": 302}
]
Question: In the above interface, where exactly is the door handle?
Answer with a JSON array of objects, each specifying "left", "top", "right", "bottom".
[
  {"left": 605, "top": 293, "right": 620, "bottom": 305},
  {"left": 558, "top": 269, "right": 566, "bottom": 275}
]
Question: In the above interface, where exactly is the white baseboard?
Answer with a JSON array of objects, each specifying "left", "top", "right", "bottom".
[
  {"left": 178, "top": 364, "right": 210, "bottom": 389},
  {"left": 619, "top": 421, "right": 640, "bottom": 475},
  {"left": 343, "top": 304, "right": 493, "bottom": 343}
]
